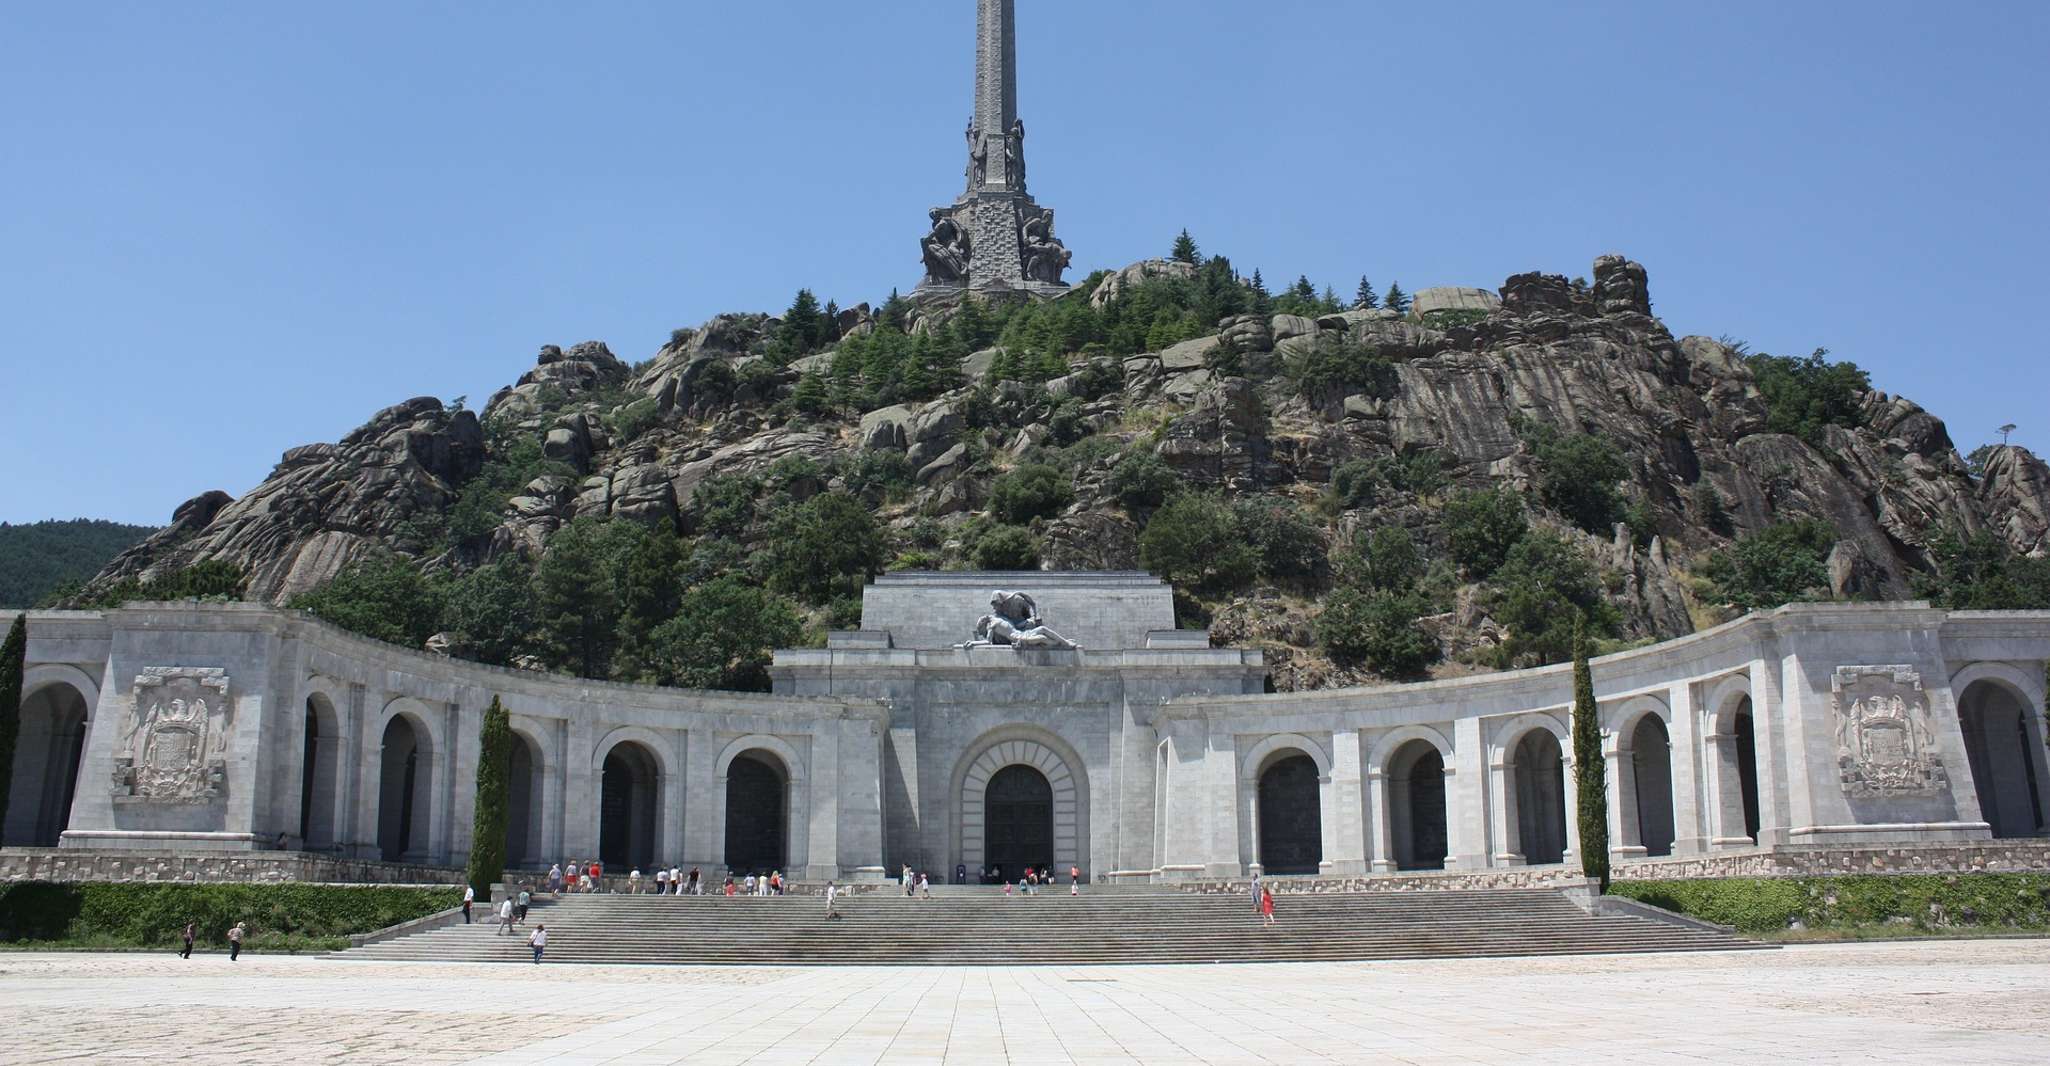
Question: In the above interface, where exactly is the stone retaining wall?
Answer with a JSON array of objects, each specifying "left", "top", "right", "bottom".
[
  {"left": 0, "top": 848, "right": 464, "bottom": 885},
  {"left": 1612, "top": 840, "right": 2050, "bottom": 881},
  {"left": 1177, "top": 866, "right": 1592, "bottom": 895}
]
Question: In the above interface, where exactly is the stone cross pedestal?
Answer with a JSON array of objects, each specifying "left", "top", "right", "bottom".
[{"left": 917, "top": 0, "right": 1070, "bottom": 297}]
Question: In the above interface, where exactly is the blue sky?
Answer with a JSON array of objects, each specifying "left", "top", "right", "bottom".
[{"left": 3, "top": 0, "right": 2046, "bottom": 525}]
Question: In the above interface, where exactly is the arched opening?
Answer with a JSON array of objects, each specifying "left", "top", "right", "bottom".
[
  {"left": 1628, "top": 716, "right": 1676, "bottom": 857},
  {"left": 298, "top": 695, "right": 340, "bottom": 850},
  {"left": 1958, "top": 681, "right": 2047, "bottom": 839},
  {"left": 506, "top": 734, "right": 541, "bottom": 868},
  {"left": 1734, "top": 703, "right": 1760, "bottom": 842},
  {"left": 3, "top": 683, "right": 90, "bottom": 847},
  {"left": 1387, "top": 741, "right": 1447, "bottom": 870},
  {"left": 377, "top": 715, "right": 430, "bottom": 862},
  {"left": 723, "top": 752, "right": 788, "bottom": 876},
  {"left": 1512, "top": 730, "right": 1567, "bottom": 865},
  {"left": 599, "top": 742, "right": 660, "bottom": 869},
  {"left": 983, "top": 764, "right": 1053, "bottom": 882},
  {"left": 1257, "top": 752, "right": 1322, "bottom": 875}
]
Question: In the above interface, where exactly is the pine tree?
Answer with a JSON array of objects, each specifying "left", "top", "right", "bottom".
[
  {"left": 1170, "top": 229, "right": 1201, "bottom": 265},
  {"left": 1384, "top": 281, "right": 1410, "bottom": 314},
  {"left": 1354, "top": 276, "right": 1378, "bottom": 309},
  {"left": 1291, "top": 275, "right": 1316, "bottom": 303},
  {"left": 1249, "top": 270, "right": 1273, "bottom": 315},
  {"left": 0, "top": 615, "right": 23, "bottom": 842},
  {"left": 1320, "top": 285, "right": 1341, "bottom": 314},
  {"left": 1570, "top": 617, "right": 1610, "bottom": 891},
  {"left": 465, "top": 695, "right": 512, "bottom": 900}
]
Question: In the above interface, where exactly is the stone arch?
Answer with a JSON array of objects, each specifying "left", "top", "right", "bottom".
[
  {"left": 951, "top": 727, "right": 1090, "bottom": 882},
  {"left": 1500, "top": 717, "right": 1569, "bottom": 865},
  {"left": 598, "top": 739, "right": 661, "bottom": 870},
  {"left": 1616, "top": 703, "right": 1677, "bottom": 857},
  {"left": 1704, "top": 679, "right": 1760, "bottom": 845},
  {"left": 1241, "top": 735, "right": 1329, "bottom": 876},
  {"left": 505, "top": 726, "right": 548, "bottom": 869},
  {"left": 715, "top": 735, "right": 808, "bottom": 876},
  {"left": 1950, "top": 664, "right": 2049, "bottom": 839},
  {"left": 298, "top": 690, "right": 343, "bottom": 850},
  {"left": 5, "top": 668, "right": 96, "bottom": 848},
  {"left": 375, "top": 700, "right": 441, "bottom": 863},
  {"left": 1368, "top": 726, "right": 1455, "bottom": 872}
]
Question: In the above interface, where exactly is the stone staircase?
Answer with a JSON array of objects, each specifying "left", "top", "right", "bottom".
[{"left": 339, "top": 887, "right": 1767, "bottom": 966}]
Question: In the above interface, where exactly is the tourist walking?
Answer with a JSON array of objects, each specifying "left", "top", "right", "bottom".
[
  {"left": 724, "top": 876, "right": 735, "bottom": 897},
  {"left": 918, "top": 872, "right": 931, "bottom": 899},
  {"left": 497, "top": 896, "right": 515, "bottom": 935},
  {"left": 1250, "top": 874, "right": 1263, "bottom": 914},
  {"left": 1070, "top": 866, "right": 1080, "bottom": 896},
  {"left": 1261, "top": 885, "right": 1277, "bottom": 928},
  {"left": 227, "top": 921, "right": 245, "bottom": 961},
  {"left": 462, "top": 883, "right": 475, "bottom": 923},
  {"left": 629, "top": 867, "right": 642, "bottom": 895},
  {"left": 770, "top": 870, "right": 784, "bottom": 896},
  {"left": 179, "top": 922, "right": 195, "bottom": 959},
  {"left": 548, "top": 863, "right": 563, "bottom": 893},
  {"left": 528, "top": 924, "right": 547, "bottom": 964},
  {"left": 825, "top": 881, "right": 842, "bottom": 920},
  {"left": 516, "top": 885, "right": 531, "bottom": 923},
  {"left": 688, "top": 866, "right": 701, "bottom": 895},
  {"left": 588, "top": 861, "right": 601, "bottom": 891},
  {"left": 671, "top": 865, "right": 682, "bottom": 895},
  {"left": 654, "top": 866, "right": 667, "bottom": 895}
]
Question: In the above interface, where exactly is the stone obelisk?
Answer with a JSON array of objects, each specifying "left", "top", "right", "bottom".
[{"left": 916, "top": 0, "right": 1070, "bottom": 297}]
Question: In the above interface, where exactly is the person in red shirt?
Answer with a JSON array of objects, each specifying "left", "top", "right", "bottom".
[
  {"left": 1261, "top": 885, "right": 1277, "bottom": 928},
  {"left": 587, "top": 861, "right": 601, "bottom": 891}
]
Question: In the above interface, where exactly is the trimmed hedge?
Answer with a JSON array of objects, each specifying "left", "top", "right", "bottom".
[
  {"left": 1612, "top": 874, "right": 2050, "bottom": 936},
  {"left": 0, "top": 882, "right": 461, "bottom": 952}
]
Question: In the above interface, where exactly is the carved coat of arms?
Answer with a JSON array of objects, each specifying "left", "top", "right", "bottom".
[
  {"left": 1831, "top": 665, "right": 1946, "bottom": 797},
  {"left": 113, "top": 667, "right": 231, "bottom": 803}
]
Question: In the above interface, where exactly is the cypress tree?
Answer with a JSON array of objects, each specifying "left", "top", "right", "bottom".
[
  {"left": 1170, "top": 229, "right": 1200, "bottom": 265},
  {"left": 0, "top": 615, "right": 23, "bottom": 841},
  {"left": 1355, "top": 276, "right": 1378, "bottom": 309},
  {"left": 466, "top": 695, "right": 512, "bottom": 900},
  {"left": 1384, "top": 281, "right": 1411, "bottom": 314},
  {"left": 1570, "top": 617, "right": 1610, "bottom": 891}
]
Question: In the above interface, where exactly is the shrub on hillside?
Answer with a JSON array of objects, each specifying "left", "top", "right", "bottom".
[
  {"left": 1487, "top": 532, "right": 1619, "bottom": 667},
  {"left": 968, "top": 523, "right": 1042, "bottom": 571},
  {"left": 1107, "top": 450, "right": 1180, "bottom": 511},
  {"left": 1534, "top": 432, "right": 1630, "bottom": 535},
  {"left": 1442, "top": 487, "right": 1528, "bottom": 578},
  {"left": 1231, "top": 497, "right": 1325, "bottom": 581},
  {"left": 291, "top": 553, "right": 444, "bottom": 650},
  {"left": 1318, "top": 588, "right": 1439, "bottom": 678},
  {"left": 1138, "top": 494, "right": 1255, "bottom": 591},
  {"left": 1747, "top": 348, "right": 1872, "bottom": 444},
  {"left": 1702, "top": 519, "right": 1836, "bottom": 610},
  {"left": 988, "top": 464, "right": 1073, "bottom": 525}
]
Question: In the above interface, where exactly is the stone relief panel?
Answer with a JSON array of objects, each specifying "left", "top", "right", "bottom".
[
  {"left": 112, "top": 667, "right": 231, "bottom": 804},
  {"left": 1831, "top": 665, "right": 1947, "bottom": 797}
]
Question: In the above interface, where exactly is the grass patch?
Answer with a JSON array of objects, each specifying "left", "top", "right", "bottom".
[
  {"left": 1612, "top": 873, "right": 2050, "bottom": 937},
  {"left": 0, "top": 882, "right": 460, "bottom": 952}
]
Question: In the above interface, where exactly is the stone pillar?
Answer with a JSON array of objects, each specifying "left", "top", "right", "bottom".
[
  {"left": 805, "top": 726, "right": 840, "bottom": 880},
  {"left": 683, "top": 726, "right": 721, "bottom": 869},
  {"left": 1452, "top": 718, "right": 1487, "bottom": 871},
  {"left": 1325, "top": 729, "right": 1366, "bottom": 875},
  {"left": 1366, "top": 765, "right": 1394, "bottom": 872},
  {"left": 1560, "top": 747, "right": 1581, "bottom": 868},
  {"left": 1441, "top": 760, "right": 1464, "bottom": 870},
  {"left": 662, "top": 729, "right": 688, "bottom": 869},
  {"left": 1606, "top": 731, "right": 1646, "bottom": 859},
  {"left": 1489, "top": 735, "right": 1522, "bottom": 866},
  {"left": 340, "top": 683, "right": 369, "bottom": 857},
  {"left": 1752, "top": 658, "right": 1788, "bottom": 846},
  {"left": 563, "top": 718, "right": 597, "bottom": 859},
  {"left": 1667, "top": 682, "right": 1706, "bottom": 855}
]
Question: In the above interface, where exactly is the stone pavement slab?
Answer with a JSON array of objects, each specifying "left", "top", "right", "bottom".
[{"left": 0, "top": 940, "right": 2045, "bottom": 1064}]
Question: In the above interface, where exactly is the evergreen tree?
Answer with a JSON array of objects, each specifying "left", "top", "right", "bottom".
[
  {"left": 532, "top": 518, "right": 634, "bottom": 679},
  {"left": 465, "top": 695, "right": 512, "bottom": 900},
  {"left": 1384, "top": 281, "right": 1410, "bottom": 314},
  {"left": 0, "top": 614, "right": 22, "bottom": 841},
  {"left": 1320, "top": 285, "right": 1341, "bottom": 314},
  {"left": 612, "top": 527, "right": 688, "bottom": 682},
  {"left": 1571, "top": 618, "right": 1610, "bottom": 891},
  {"left": 1354, "top": 276, "right": 1378, "bottom": 310},
  {"left": 1290, "top": 276, "right": 1316, "bottom": 302},
  {"left": 1170, "top": 229, "right": 1201, "bottom": 265},
  {"left": 1248, "top": 269, "right": 1273, "bottom": 315}
]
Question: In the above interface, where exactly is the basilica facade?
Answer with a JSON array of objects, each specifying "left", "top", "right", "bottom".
[{"left": 9, "top": 572, "right": 2049, "bottom": 883}]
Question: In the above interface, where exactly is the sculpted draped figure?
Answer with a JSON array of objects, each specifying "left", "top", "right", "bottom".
[
  {"left": 963, "top": 589, "right": 1078, "bottom": 650},
  {"left": 921, "top": 208, "right": 970, "bottom": 285},
  {"left": 1020, "top": 206, "right": 1070, "bottom": 285}
]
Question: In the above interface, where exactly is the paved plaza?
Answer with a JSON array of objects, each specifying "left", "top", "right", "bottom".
[{"left": 3, "top": 939, "right": 2048, "bottom": 1064}]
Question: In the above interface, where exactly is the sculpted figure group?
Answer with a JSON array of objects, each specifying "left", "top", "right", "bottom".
[{"left": 963, "top": 589, "right": 1078, "bottom": 651}]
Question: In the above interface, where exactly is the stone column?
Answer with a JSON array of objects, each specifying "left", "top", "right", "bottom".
[
  {"left": 1325, "top": 729, "right": 1366, "bottom": 875},
  {"left": 1452, "top": 718, "right": 1487, "bottom": 871},
  {"left": 340, "top": 682, "right": 368, "bottom": 857},
  {"left": 805, "top": 726, "right": 840, "bottom": 880},
  {"left": 563, "top": 718, "right": 597, "bottom": 859},
  {"left": 1489, "top": 743, "right": 1522, "bottom": 866},
  {"left": 1560, "top": 747, "right": 1581, "bottom": 868},
  {"left": 1666, "top": 682, "right": 1706, "bottom": 855},
  {"left": 663, "top": 729, "right": 688, "bottom": 868},
  {"left": 1606, "top": 732, "right": 1646, "bottom": 859},
  {"left": 1366, "top": 765, "right": 1394, "bottom": 872},
  {"left": 1752, "top": 658, "right": 1788, "bottom": 846},
  {"left": 1441, "top": 761, "right": 1464, "bottom": 870}
]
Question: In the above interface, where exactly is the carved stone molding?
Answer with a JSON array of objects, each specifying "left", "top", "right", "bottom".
[
  {"left": 113, "top": 667, "right": 231, "bottom": 804},
  {"left": 1831, "top": 665, "right": 1947, "bottom": 797}
]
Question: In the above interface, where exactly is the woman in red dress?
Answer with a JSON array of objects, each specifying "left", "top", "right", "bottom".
[{"left": 1260, "top": 885, "right": 1276, "bottom": 928}]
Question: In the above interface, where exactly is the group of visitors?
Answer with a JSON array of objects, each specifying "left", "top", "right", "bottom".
[
  {"left": 989, "top": 865, "right": 1082, "bottom": 897},
  {"left": 898, "top": 865, "right": 934, "bottom": 898},
  {"left": 548, "top": 862, "right": 717, "bottom": 895},
  {"left": 545, "top": 860, "right": 604, "bottom": 893}
]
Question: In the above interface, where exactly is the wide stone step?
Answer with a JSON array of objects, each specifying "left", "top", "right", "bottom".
[{"left": 342, "top": 888, "right": 1764, "bottom": 966}]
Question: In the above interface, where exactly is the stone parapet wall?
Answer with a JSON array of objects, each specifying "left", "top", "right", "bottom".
[
  {"left": 1613, "top": 840, "right": 2050, "bottom": 881},
  {"left": 0, "top": 848, "right": 465, "bottom": 885}
]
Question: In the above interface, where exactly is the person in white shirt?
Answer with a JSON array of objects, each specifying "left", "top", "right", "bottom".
[
  {"left": 462, "top": 884, "right": 475, "bottom": 924},
  {"left": 528, "top": 924, "right": 547, "bottom": 964},
  {"left": 629, "top": 868, "right": 642, "bottom": 894},
  {"left": 497, "top": 897, "right": 515, "bottom": 935},
  {"left": 824, "top": 881, "right": 842, "bottom": 920},
  {"left": 654, "top": 867, "right": 667, "bottom": 895},
  {"left": 670, "top": 866, "right": 682, "bottom": 895}
]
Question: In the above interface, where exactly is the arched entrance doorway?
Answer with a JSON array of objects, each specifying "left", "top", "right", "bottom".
[
  {"left": 1257, "top": 753, "right": 1322, "bottom": 874},
  {"left": 506, "top": 733, "right": 542, "bottom": 868},
  {"left": 3, "top": 682, "right": 90, "bottom": 847},
  {"left": 1387, "top": 740, "right": 1448, "bottom": 870},
  {"left": 298, "top": 695, "right": 341, "bottom": 850},
  {"left": 1733, "top": 701, "right": 1761, "bottom": 842},
  {"left": 1958, "top": 680, "right": 2047, "bottom": 838},
  {"left": 599, "top": 742, "right": 659, "bottom": 869},
  {"left": 723, "top": 752, "right": 788, "bottom": 875},
  {"left": 984, "top": 765, "right": 1053, "bottom": 882},
  {"left": 377, "top": 715, "right": 431, "bottom": 862},
  {"left": 1512, "top": 730, "right": 1567, "bottom": 865},
  {"left": 1628, "top": 715, "right": 1676, "bottom": 857}
]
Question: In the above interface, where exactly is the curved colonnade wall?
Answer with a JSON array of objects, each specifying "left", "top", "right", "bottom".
[{"left": 10, "top": 575, "right": 2050, "bottom": 883}]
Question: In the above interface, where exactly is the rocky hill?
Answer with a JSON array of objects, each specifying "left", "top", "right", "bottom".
[{"left": 82, "top": 253, "right": 2050, "bottom": 690}]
